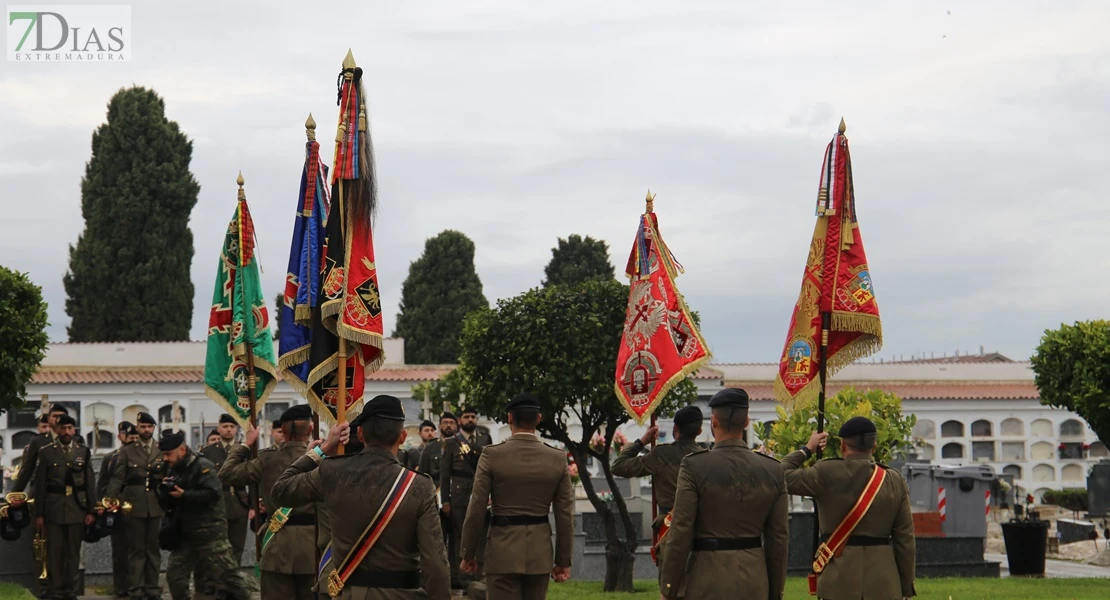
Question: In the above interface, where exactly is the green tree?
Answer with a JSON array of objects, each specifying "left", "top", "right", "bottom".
[
  {"left": 0, "top": 266, "right": 49, "bottom": 415},
  {"left": 754, "top": 388, "right": 917, "bottom": 464},
  {"left": 1031, "top": 320, "right": 1110, "bottom": 443},
  {"left": 392, "top": 230, "right": 488, "bottom": 364},
  {"left": 456, "top": 280, "right": 697, "bottom": 592},
  {"left": 542, "top": 234, "right": 616, "bottom": 287},
  {"left": 63, "top": 86, "right": 200, "bottom": 342}
]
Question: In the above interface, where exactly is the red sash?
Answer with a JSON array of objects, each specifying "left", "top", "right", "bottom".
[
  {"left": 808, "top": 465, "right": 887, "bottom": 595},
  {"left": 651, "top": 512, "right": 672, "bottom": 564},
  {"left": 327, "top": 469, "right": 419, "bottom": 596}
]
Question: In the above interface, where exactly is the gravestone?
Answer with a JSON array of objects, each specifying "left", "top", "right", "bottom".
[
  {"left": 1057, "top": 517, "right": 1097, "bottom": 544},
  {"left": 1088, "top": 458, "right": 1110, "bottom": 517}
]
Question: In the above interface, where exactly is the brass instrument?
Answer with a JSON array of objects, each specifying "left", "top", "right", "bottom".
[{"left": 33, "top": 530, "right": 46, "bottom": 579}]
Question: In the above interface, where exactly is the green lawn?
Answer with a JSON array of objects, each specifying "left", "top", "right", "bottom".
[
  {"left": 544, "top": 577, "right": 1110, "bottom": 599},
  {"left": 0, "top": 584, "right": 34, "bottom": 600}
]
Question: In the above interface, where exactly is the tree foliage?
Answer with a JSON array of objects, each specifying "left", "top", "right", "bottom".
[
  {"left": 754, "top": 388, "right": 917, "bottom": 464},
  {"left": 542, "top": 234, "right": 616, "bottom": 287},
  {"left": 456, "top": 279, "right": 697, "bottom": 592},
  {"left": 0, "top": 266, "right": 49, "bottom": 415},
  {"left": 393, "top": 230, "right": 488, "bottom": 364},
  {"left": 1031, "top": 320, "right": 1110, "bottom": 443},
  {"left": 63, "top": 86, "right": 200, "bottom": 342}
]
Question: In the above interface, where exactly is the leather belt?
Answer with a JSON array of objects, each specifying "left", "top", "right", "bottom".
[
  {"left": 489, "top": 515, "right": 548, "bottom": 527},
  {"left": 820, "top": 534, "right": 890, "bottom": 546},
  {"left": 45, "top": 485, "right": 72, "bottom": 495},
  {"left": 693, "top": 537, "right": 762, "bottom": 551},
  {"left": 125, "top": 477, "right": 146, "bottom": 486},
  {"left": 450, "top": 471, "right": 473, "bottom": 478},
  {"left": 284, "top": 513, "right": 316, "bottom": 527},
  {"left": 346, "top": 570, "right": 421, "bottom": 589}
]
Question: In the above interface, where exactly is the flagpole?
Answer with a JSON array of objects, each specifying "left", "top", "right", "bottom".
[
  {"left": 238, "top": 172, "right": 264, "bottom": 559},
  {"left": 645, "top": 192, "right": 659, "bottom": 527},
  {"left": 306, "top": 113, "right": 323, "bottom": 598}
]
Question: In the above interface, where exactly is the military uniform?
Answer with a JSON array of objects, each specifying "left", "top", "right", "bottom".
[
  {"left": 782, "top": 417, "right": 916, "bottom": 599},
  {"left": 98, "top": 425, "right": 134, "bottom": 598},
  {"left": 33, "top": 429, "right": 96, "bottom": 600},
  {"left": 659, "top": 389, "right": 789, "bottom": 600},
  {"left": 198, "top": 441, "right": 250, "bottom": 562},
  {"left": 219, "top": 406, "right": 317, "bottom": 600},
  {"left": 440, "top": 422, "right": 491, "bottom": 584},
  {"left": 460, "top": 394, "right": 572, "bottom": 600},
  {"left": 157, "top": 432, "right": 254, "bottom": 600},
  {"left": 271, "top": 395, "right": 450, "bottom": 600},
  {"left": 106, "top": 415, "right": 166, "bottom": 600}
]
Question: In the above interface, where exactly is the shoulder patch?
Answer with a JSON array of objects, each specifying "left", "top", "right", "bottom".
[{"left": 201, "top": 468, "right": 210, "bottom": 474}]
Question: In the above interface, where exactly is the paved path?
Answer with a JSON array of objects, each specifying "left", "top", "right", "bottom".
[{"left": 985, "top": 553, "right": 1110, "bottom": 578}]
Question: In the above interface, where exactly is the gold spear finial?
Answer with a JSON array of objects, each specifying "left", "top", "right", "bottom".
[
  {"left": 343, "top": 49, "right": 356, "bottom": 70},
  {"left": 306, "top": 113, "right": 317, "bottom": 142},
  {"left": 645, "top": 189, "right": 655, "bottom": 212},
  {"left": 838, "top": 117, "right": 846, "bottom": 134},
  {"left": 237, "top": 171, "right": 245, "bottom": 200}
]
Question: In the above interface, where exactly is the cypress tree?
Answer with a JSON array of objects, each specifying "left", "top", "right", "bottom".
[
  {"left": 542, "top": 234, "right": 616, "bottom": 287},
  {"left": 63, "top": 86, "right": 200, "bottom": 341},
  {"left": 393, "top": 230, "right": 488, "bottom": 364}
]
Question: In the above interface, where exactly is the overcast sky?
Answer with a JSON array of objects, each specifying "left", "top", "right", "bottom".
[{"left": 2, "top": 1, "right": 1108, "bottom": 364}]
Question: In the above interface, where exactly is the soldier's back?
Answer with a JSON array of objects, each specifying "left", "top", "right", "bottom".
[{"left": 259, "top": 442, "right": 316, "bottom": 575}]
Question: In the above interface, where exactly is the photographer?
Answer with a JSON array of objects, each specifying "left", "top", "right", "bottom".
[{"left": 158, "top": 430, "right": 254, "bottom": 600}]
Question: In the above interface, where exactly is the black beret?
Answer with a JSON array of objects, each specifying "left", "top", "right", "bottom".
[
  {"left": 218, "top": 414, "right": 237, "bottom": 425},
  {"left": 206, "top": 429, "right": 219, "bottom": 439},
  {"left": 271, "top": 419, "right": 283, "bottom": 429},
  {"left": 55, "top": 415, "right": 76, "bottom": 427},
  {"left": 117, "top": 421, "right": 134, "bottom": 433},
  {"left": 37, "top": 414, "right": 50, "bottom": 424},
  {"left": 137, "top": 412, "right": 156, "bottom": 425},
  {"left": 280, "top": 404, "right": 312, "bottom": 423},
  {"left": 460, "top": 406, "right": 478, "bottom": 417},
  {"left": 419, "top": 420, "right": 435, "bottom": 430},
  {"left": 351, "top": 395, "right": 406, "bottom": 428},
  {"left": 439, "top": 412, "right": 458, "bottom": 423},
  {"left": 506, "top": 393, "right": 541, "bottom": 412},
  {"left": 838, "top": 416, "right": 877, "bottom": 438},
  {"left": 674, "top": 406, "right": 703, "bottom": 426},
  {"left": 49, "top": 404, "right": 68, "bottom": 415},
  {"left": 158, "top": 430, "right": 185, "bottom": 451},
  {"left": 708, "top": 388, "right": 749, "bottom": 409}
]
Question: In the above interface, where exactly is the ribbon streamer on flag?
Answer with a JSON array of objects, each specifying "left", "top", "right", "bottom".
[{"left": 615, "top": 192, "right": 711, "bottom": 424}]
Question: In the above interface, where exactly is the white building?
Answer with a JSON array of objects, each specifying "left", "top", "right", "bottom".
[{"left": 3, "top": 342, "right": 1105, "bottom": 501}]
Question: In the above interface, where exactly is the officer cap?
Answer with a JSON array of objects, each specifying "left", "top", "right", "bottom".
[
  {"left": 506, "top": 393, "right": 541, "bottom": 412},
  {"left": 137, "top": 412, "right": 156, "bottom": 425},
  {"left": 49, "top": 404, "right": 68, "bottom": 415},
  {"left": 838, "top": 416, "right": 877, "bottom": 438},
  {"left": 673, "top": 406, "right": 703, "bottom": 426},
  {"left": 419, "top": 420, "right": 435, "bottom": 430},
  {"left": 280, "top": 404, "right": 312, "bottom": 423},
  {"left": 158, "top": 430, "right": 185, "bottom": 451},
  {"left": 55, "top": 415, "right": 76, "bottom": 427},
  {"left": 439, "top": 411, "right": 458, "bottom": 423},
  {"left": 351, "top": 395, "right": 406, "bottom": 428},
  {"left": 218, "top": 414, "right": 237, "bottom": 425},
  {"left": 708, "top": 388, "right": 749, "bottom": 409},
  {"left": 117, "top": 421, "right": 134, "bottom": 433},
  {"left": 460, "top": 406, "right": 478, "bottom": 417}
]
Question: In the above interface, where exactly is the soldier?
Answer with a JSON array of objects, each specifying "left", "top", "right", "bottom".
[
  {"left": 459, "top": 393, "right": 573, "bottom": 599},
  {"left": 219, "top": 405, "right": 317, "bottom": 600},
  {"left": 659, "top": 388, "right": 788, "bottom": 600},
  {"left": 98, "top": 422, "right": 138, "bottom": 598},
  {"left": 440, "top": 407, "right": 491, "bottom": 587},
  {"left": 397, "top": 420, "right": 435, "bottom": 471},
  {"left": 270, "top": 420, "right": 286, "bottom": 447},
  {"left": 611, "top": 406, "right": 704, "bottom": 568},
  {"left": 33, "top": 414, "right": 97, "bottom": 600},
  {"left": 106, "top": 412, "right": 165, "bottom": 600},
  {"left": 37, "top": 413, "right": 52, "bottom": 434},
  {"left": 158, "top": 431, "right": 254, "bottom": 600},
  {"left": 419, "top": 414, "right": 455, "bottom": 547},
  {"left": 782, "top": 417, "right": 916, "bottom": 600},
  {"left": 200, "top": 415, "right": 251, "bottom": 566},
  {"left": 12, "top": 404, "right": 72, "bottom": 493},
  {"left": 271, "top": 395, "right": 450, "bottom": 599},
  {"left": 205, "top": 431, "right": 220, "bottom": 446}
]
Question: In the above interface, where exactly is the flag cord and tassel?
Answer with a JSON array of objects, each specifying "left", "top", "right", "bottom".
[{"left": 239, "top": 172, "right": 264, "bottom": 559}]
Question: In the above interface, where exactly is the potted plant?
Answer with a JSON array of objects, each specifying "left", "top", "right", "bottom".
[{"left": 1000, "top": 493, "right": 1049, "bottom": 576}]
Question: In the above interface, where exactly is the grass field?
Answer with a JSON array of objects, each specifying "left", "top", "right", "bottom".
[
  {"left": 543, "top": 577, "right": 1110, "bottom": 599},
  {"left": 0, "top": 584, "right": 33, "bottom": 600}
]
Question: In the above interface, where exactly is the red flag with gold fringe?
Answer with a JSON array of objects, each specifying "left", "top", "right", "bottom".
[
  {"left": 774, "top": 120, "right": 882, "bottom": 406},
  {"left": 615, "top": 192, "right": 711, "bottom": 424}
]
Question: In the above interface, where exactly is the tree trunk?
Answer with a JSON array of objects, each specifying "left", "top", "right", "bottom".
[{"left": 598, "top": 452, "right": 637, "bottom": 592}]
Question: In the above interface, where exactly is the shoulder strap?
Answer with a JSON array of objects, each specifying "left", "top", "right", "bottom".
[
  {"left": 812, "top": 465, "right": 887, "bottom": 574},
  {"left": 327, "top": 468, "right": 419, "bottom": 596},
  {"left": 453, "top": 432, "right": 472, "bottom": 455}
]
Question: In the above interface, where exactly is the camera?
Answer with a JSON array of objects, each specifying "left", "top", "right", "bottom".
[{"left": 159, "top": 476, "right": 177, "bottom": 494}]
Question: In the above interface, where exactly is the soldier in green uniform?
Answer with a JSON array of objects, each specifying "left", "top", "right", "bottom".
[
  {"left": 440, "top": 407, "right": 491, "bottom": 587},
  {"left": 200, "top": 415, "right": 251, "bottom": 565},
  {"left": 459, "top": 393, "right": 573, "bottom": 600},
  {"left": 270, "top": 420, "right": 285, "bottom": 448},
  {"left": 32, "top": 414, "right": 96, "bottom": 600},
  {"left": 782, "top": 417, "right": 916, "bottom": 600},
  {"left": 271, "top": 395, "right": 450, "bottom": 599},
  {"left": 418, "top": 414, "right": 455, "bottom": 550},
  {"left": 659, "top": 388, "right": 789, "bottom": 600},
  {"left": 158, "top": 431, "right": 254, "bottom": 600},
  {"left": 219, "top": 405, "right": 317, "bottom": 600},
  {"left": 12, "top": 404, "right": 72, "bottom": 494},
  {"left": 106, "top": 412, "right": 165, "bottom": 600},
  {"left": 612, "top": 405, "right": 704, "bottom": 571},
  {"left": 98, "top": 422, "right": 138, "bottom": 598}
]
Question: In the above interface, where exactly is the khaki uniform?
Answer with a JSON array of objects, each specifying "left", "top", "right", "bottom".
[
  {"left": 271, "top": 446, "right": 450, "bottom": 600},
  {"left": 98, "top": 447, "right": 129, "bottom": 597},
  {"left": 199, "top": 442, "right": 250, "bottom": 565},
  {"left": 659, "top": 439, "right": 789, "bottom": 600},
  {"left": 13, "top": 431, "right": 55, "bottom": 493},
  {"left": 220, "top": 442, "right": 316, "bottom": 600},
  {"left": 460, "top": 433, "right": 573, "bottom": 600},
  {"left": 782, "top": 451, "right": 916, "bottom": 599},
  {"left": 33, "top": 439, "right": 96, "bottom": 600},
  {"left": 106, "top": 439, "right": 166, "bottom": 598},
  {"left": 440, "top": 430, "right": 491, "bottom": 583}
]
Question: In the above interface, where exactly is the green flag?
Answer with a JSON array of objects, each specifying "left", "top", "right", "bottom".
[{"left": 204, "top": 178, "right": 277, "bottom": 425}]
